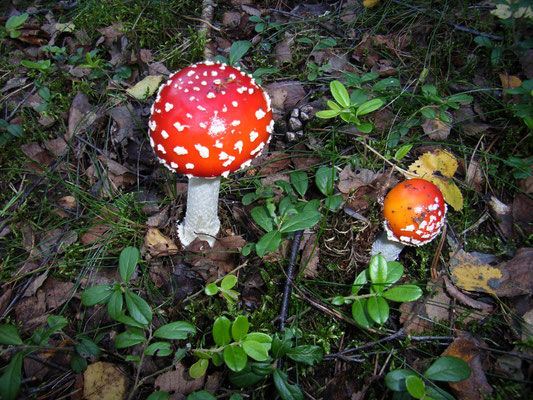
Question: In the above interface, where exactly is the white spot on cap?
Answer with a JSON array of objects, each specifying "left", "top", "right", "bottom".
[
  {"left": 193, "top": 87, "right": 200, "bottom": 91},
  {"left": 186, "top": 163, "right": 195, "bottom": 169},
  {"left": 174, "top": 146, "right": 188, "bottom": 155},
  {"left": 189, "top": 96, "right": 196, "bottom": 101},
  {"left": 256, "top": 108, "right": 266, "bottom": 119},
  {"left": 237, "top": 86, "right": 247, "bottom": 94},
  {"left": 250, "top": 130, "right": 259, "bottom": 142},
  {"left": 214, "top": 140, "right": 223, "bottom": 148},
  {"left": 202, "top": 71, "right": 208, "bottom": 76},
  {"left": 222, "top": 155, "right": 235, "bottom": 167},
  {"left": 186, "top": 113, "right": 193, "bottom": 119},
  {"left": 201, "top": 81, "right": 207, "bottom": 86},
  {"left": 187, "top": 70, "right": 195, "bottom": 77},
  {"left": 234, "top": 140, "right": 243, "bottom": 153},
  {"left": 267, "top": 120, "right": 275, "bottom": 133},
  {"left": 240, "top": 159, "right": 252, "bottom": 169},
  {"left": 222, "top": 170, "right": 230, "bottom": 178},
  {"left": 157, "top": 144, "right": 166, "bottom": 154},
  {"left": 209, "top": 115, "right": 226, "bottom": 136},
  {"left": 197, "top": 105, "right": 206, "bottom": 111},
  {"left": 222, "top": 105, "right": 228, "bottom": 112},
  {"left": 250, "top": 142, "right": 265, "bottom": 156},
  {"left": 165, "top": 103, "right": 174, "bottom": 112},
  {"left": 402, "top": 224, "right": 416, "bottom": 232},
  {"left": 184, "top": 88, "right": 189, "bottom": 93},
  {"left": 207, "top": 92, "right": 216, "bottom": 99},
  {"left": 214, "top": 79, "right": 222, "bottom": 85},
  {"left": 231, "top": 120, "right": 240, "bottom": 127},
  {"left": 211, "top": 71, "right": 218, "bottom": 76},
  {"left": 195, "top": 144, "right": 209, "bottom": 158},
  {"left": 248, "top": 88, "right": 255, "bottom": 94},
  {"left": 174, "top": 122, "right": 188, "bottom": 131},
  {"left": 149, "top": 137, "right": 155, "bottom": 148},
  {"left": 232, "top": 101, "right": 238, "bottom": 107},
  {"left": 219, "top": 151, "right": 229, "bottom": 160},
  {"left": 161, "top": 130, "right": 169, "bottom": 139},
  {"left": 170, "top": 162, "right": 178, "bottom": 169},
  {"left": 199, "top": 122, "right": 207, "bottom": 129},
  {"left": 149, "top": 120, "right": 156, "bottom": 131}
]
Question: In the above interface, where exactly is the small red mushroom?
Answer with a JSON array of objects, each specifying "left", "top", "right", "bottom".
[
  {"left": 383, "top": 178, "right": 447, "bottom": 246},
  {"left": 371, "top": 178, "right": 447, "bottom": 260},
  {"left": 148, "top": 61, "right": 274, "bottom": 246}
]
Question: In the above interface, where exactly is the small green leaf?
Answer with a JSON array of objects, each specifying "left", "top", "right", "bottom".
[
  {"left": 115, "top": 312, "right": 147, "bottom": 328},
  {"left": 421, "top": 108, "right": 437, "bottom": 119},
  {"left": 224, "top": 345, "right": 248, "bottom": 372},
  {"left": 187, "top": 390, "right": 217, "bottom": 400},
  {"left": 229, "top": 40, "right": 252, "bottom": 65},
  {"left": 144, "top": 341, "right": 172, "bottom": 357},
  {"left": 325, "top": 194, "right": 343, "bottom": 210},
  {"left": 76, "top": 337, "right": 101, "bottom": 357},
  {"left": 385, "top": 261, "right": 404, "bottom": 288},
  {"left": 154, "top": 321, "right": 196, "bottom": 340},
  {"left": 204, "top": 283, "right": 219, "bottom": 296},
  {"left": 316, "top": 109, "right": 340, "bottom": 119},
  {"left": 382, "top": 285, "right": 423, "bottom": 302},
  {"left": 474, "top": 35, "right": 493, "bottom": 48},
  {"left": 124, "top": 291, "right": 152, "bottom": 325},
  {"left": 107, "top": 290, "right": 123, "bottom": 319},
  {"left": 332, "top": 296, "right": 345, "bottom": 305},
  {"left": 367, "top": 296, "right": 389, "bottom": 325},
  {"left": 385, "top": 369, "right": 417, "bottom": 391},
  {"left": 356, "top": 98, "right": 384, "bottom": 116},
  {"left": 115, "top": 328, "right": 146, "bottom": 349},
  {"left": 315, "top": 166, "right": 335, "bottom": 196},
  {"left": 256, "top": 230, "right": 282, "bottom": 257},
  {"left": 330, "top": 80, "right": 350, "bottom": 108},
  {"left": 213, "top": 316, "right": 232, "bottom": 346},
  {"left": 491, "top": 46, "right": 503, "bottom": 66},
  {"left": 352, "top": 269, "right": 368, "bottom": 296},
  {"left": 286, "top": 345, "right": 323, "bottom": 366},
  {"left": 71, "top": 354, "right": 88, "bottom": 373},
  {"left": 405, "top": 375, "right": 426, "bottom": 399},
  {"left": 189, "top": 359, "right": 209, "bottom": 378},
  {"left": 119, "top": 246, "right": 140, "bottom": 283},
  {"left": 221, "top": 275, "right": 238, "bottom": 290},
  {"left": 6, "top": 14, "right": 29, "bottom": 30},
  {"left": 272, "top": 368, "right": 304, "bottom": 400},
  {"left": 81, "top": 284, "right": 113, "bottom": 306},
  {"left": 147, "top": 391, "right": 169, "bottom": 400},
  {"left": 242, "top": 340, "right": 269, "bottom": 361},
  {"left": 424, "top": 356, "right": 471, "bottom": 382},
  {"left": 290, "top": 171, "right": 308, "bottom": 197},
  {"left": 251, "top": 206, "right": 274, "bottom": 232},
  {"left": 0, "top": 324, "right": 22, "bottom": 345},
  {"left": 0, "top": 352, "right": 23, "bottom": 400},
  {"left": 369, "top": 254, "right": 388, "bottom": 292},
  {"left": 280, "top": 210, "right": 322, "bottom": 233},
  {"left": 352, "top": 299, "right": 373, "bottom": 328},
  {"left": 394, "top": 144, "right": 412, "bottom": 161},
  {"left": 232, "top": 316, "right": 250, "bottom": 342}
]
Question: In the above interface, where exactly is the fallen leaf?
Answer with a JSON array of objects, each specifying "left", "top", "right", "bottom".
[
  {"left": 441, "top": 333, "right": 493, "bottom": 400},
  {"left": 499, "top": 73, "right": 522, "bottom": 90},
  {"left": 495, "top": 248, "right": 533, "bottom": 297},
  {"left": 43, "top": 278, "right": 75, "bottom": 310},
  {"left": 142, "top": 227, "right": 179, "bottom": 258},
  {"left": 126, "top": 75, "right": 163, "bottom": 100},
  {"left": 466, "top": 159, "right": 484, "bottom": 191},
  {"left": 81, "top": 224, "right": 113, "bottom": 245},
  {"left": 492, "top": 1, "right": 533, "bottom": 19},
  {"left": 512, "top": 194, "right": 533, "bottom": 236},
  {"left": 408, "top": 149, "right": 463, "bottom": 210},
  {"left": 154, "top": 362, "right": 204, "bottom": 395},
  {"left": 337, "top": 167, "right": 381, "bottom": 194},
  {"left": 83, "top": 361, "right": 129, "bottom": 400},
  {"left": 300, "top": 233, "right": 319, "bottom": 278},
  {"left": 264, "top": 81, "right": 307, "bottom": 111},
  {"left": 23, "top": 272, "right": 49, "bottom": 298},
  {"left": 68, "top": 93, "right": 98, "bottom": 139},
  {"left": 449, "top": 250, "right": 502, "bottom": 295},
  {"left": 421, "top": 116, "right": 452, "bottom": 141},
  {"left": 108, "top": 104, "right": 141, "bottom": 145},
  {"left": 363, "top": 0, "right": 380, "bottom": 8}
]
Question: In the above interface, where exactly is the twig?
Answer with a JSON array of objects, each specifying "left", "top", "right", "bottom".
[
  {"left": 200, "top": 0, "right": 216, "bottom": 60},
  {"left": 279, "top": 230, "right": 304, "bottom": 330}
]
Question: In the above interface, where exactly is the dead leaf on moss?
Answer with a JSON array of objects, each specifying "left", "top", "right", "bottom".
[
  {"left": 495, "top": 248, "right": 533, "bottom": 297},
  {"left": 421, "top": 116, "right": 452, "bottom": 141},
  {"left": 512, "top": 194, "right": 533, "bottom": 236},
  {"left": 499, "top": 73, "right": 522, "bottom": 90},
  {"left": 441, "top": 333, "right": 493, "bottom": 400},
  {"left": 42, "top": 278, "right": 75, "bottom": 310},
  {"left": 337, "top": 167, "right": 381, "bottom": 194},
  {"left": 449, "top": 250, "right": 502, "bottom": 295},
  {"left": 142, "top": 227, "right": 179, "bottom": 258},
  {"left": 68, "top": 93, "right": 98, "bottom": 139},
  {"left": 408, "top": 149, "right": 463, "bottom": 210},
  {"left": 81, "top": 224, "right": 113, "bottom": 245},
  {"left": 83, "top": 361, "right": 129, "bottom": 400},
  {"left": 126, "top": 75, "right": 163, "bottom": 100},
  {"left": 300, "top": 233, "right": 320, "bottom": 278},
  {"left": 154, "top": 362, "right": 204, "bottom": 396}
]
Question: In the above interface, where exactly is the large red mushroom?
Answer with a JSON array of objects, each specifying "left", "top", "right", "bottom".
[{"left": 148, "top": 61, "right": 274, "bottom": 247}]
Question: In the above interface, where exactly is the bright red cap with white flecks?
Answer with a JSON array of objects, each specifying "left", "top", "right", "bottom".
[
  {"left": 148, "top": 61, "right": 274, "bottom": 178},
  {"left": 383, "top": 178, "right": 447, "bottom": 246}
]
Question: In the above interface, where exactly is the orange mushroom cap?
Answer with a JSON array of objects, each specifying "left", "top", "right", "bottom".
[
  {"left": 148, "top": 61, "right": 274, "bottom": 178},
  {"left": 383, "top": 179, "right": 447, "bottom": 246}
]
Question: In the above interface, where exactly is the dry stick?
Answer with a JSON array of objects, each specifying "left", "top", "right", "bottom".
[
  {"left": 200, "top": 0, "right": 216, "bottom": 60},
  {"left": 279, "top": 230, "right": 304, "bottom": 331}
]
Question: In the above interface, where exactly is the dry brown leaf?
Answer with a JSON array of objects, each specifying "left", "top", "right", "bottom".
[
  {"left": 154, "top": 362, "right": 204, "bottom": 395},
  {"left": 466, "top": 159, "right": 484, "bottom": 191},
  {"left": 142, "top": 227, "right": 179, "bottom": 258},
  {"left": 337, "top": 167, "right": 381, "bottom": 194},
  {"left": 300, "top": 233, "right": 319, "bottom": 278},
  {"left": 15, "top": 291, "right": 47, "bottom": 331},
  {"left": 274, "top": 37, "right": 293, "bottom": 65},
  {"left": 499, "top": 73, "right": 522, "bottom": 90},
  {"left": 43, "top": 278, "right": 75, "bottom": 310},
  {"left": 495, "top": 248, "right": 533, "bottom": 297},
  {"left": 264, "top": 81, "right": 307, "bottom": 111},
  {"left": 81, "top": 224, "right": 113, "bottom": 245},
  {"left": 441, "top": 333, "right": 493, "bottom": 400},
  {"left": 83, "top": 362, "right": 129, "bottom": 400},
  {"left": 512, "top": 194, "right": 533, "bottom": 236},
  {"left": 399, "top": 300, "right": 433, "bottom": 334},
  {"left": 23, "top": 272, "right": 49, "bottom": 298},
  {"left": 421, "top": 116, "right": 452, "bottom": 141},
  {"left": 68, "top": 93, "right": 97, "bottom": 139}
]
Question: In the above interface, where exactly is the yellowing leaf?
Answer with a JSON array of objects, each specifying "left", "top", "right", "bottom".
[
  {"left": 83, "top": 362, "right": 128, "bottom": 400},
  {"left": 421, "top": 117, "right": 451, "bottom": 141},
  {"left": 499, "top": 73, "right": 522, "bottom": 90},
  {"left": 491, "top": 0, "right": 533, "bottom": 19},
  {"left": 363, "top": 0, "right": 380, "bottom": 8},
  {"left": 449, "top": 250, "right": 502, "bottom": 294},
  {"left": 126, "top": 75, "right": 163, "bottom": 99},
  {"left": 408, "top": 149, "right": 463, "bottom": 210}
]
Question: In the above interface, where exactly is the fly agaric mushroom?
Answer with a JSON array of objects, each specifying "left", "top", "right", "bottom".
[
  {"left": 148, "top": 61, "right": 274, "bottom": 247},
  {"left": 371, "top": 178, "right": 447, "bottom": 260}
]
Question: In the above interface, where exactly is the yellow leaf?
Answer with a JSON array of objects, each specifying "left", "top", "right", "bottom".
[
  {"left": 491, "top": 0, "right": 533, "bottom": 19},
  {"left": 83, "top": 362, "right": 129, "bottom": 400},
  {"left": 499, "top": 73, "right": 522, "bottom": 90},
  {"left": 408, "top": 149, "right": 464, "bottom": 210},
  {"left": 449, "top": 250, "right": 502, "bottom": 294},
  {"left": 363, "top": 0, "right": 380, "bottom": 8},
  {"left": 126, "top": 75, "right": 163, "bottom": 100}
]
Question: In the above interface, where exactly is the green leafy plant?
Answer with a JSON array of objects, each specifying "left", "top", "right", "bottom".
[
  {"left": 20, "top": 59, "right": 52, "bottom": 74},
  {"left": 385, "top": 356, "right": 471, "bottom": 399},
  {"left": 418, "top": 84, "right": 473, "bottom": 122},
  {"left": 243, "top": 171, "right": 322, "bottom": 257},
  {"left": 205, "top": 274, "right": 239, "bottom": 305},
  {"left": 504, "top": 78, "right": 533, "bottom": 130},
  {"left": 317, "top": 80, "right": 385, "bottom": 133},
  {"left": 0, "top": 119, "right": 23, "bottom": 147},
  {"left": 1, "top": 13, "right": 28, "bottom": 39},
  {"left": 331, "top": 254, "right": 423, "bottom": 328},
  {"left": 0, "top": 316, "right": 68, "bottom": 400}
]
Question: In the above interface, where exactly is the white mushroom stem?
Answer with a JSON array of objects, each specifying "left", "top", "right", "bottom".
[
  {"left": 177, "top": 176, "right": 221, "bottom": 247},
  {"left": 370, "top": 231, "right": 406, "bottom": 262}
]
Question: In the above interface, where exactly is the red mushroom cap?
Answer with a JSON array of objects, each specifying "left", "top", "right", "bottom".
[
  {"left": 383, "top": 178, "right": 447, "bottom": 246},
  {"left": 148, "top": 61, "right": 274, "bottom": 178}
]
